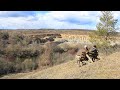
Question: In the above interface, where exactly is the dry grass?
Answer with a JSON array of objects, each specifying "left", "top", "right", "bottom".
[
  {"left": 1, "top": 52, "right": 120, "bottom": 79},
  {"left": 0, "top": 29, "right": 120, "bottom": 79}
]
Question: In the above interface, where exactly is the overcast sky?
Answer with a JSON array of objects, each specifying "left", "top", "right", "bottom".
[{"left": 0, "top": 11, "right": 120, "bottom": 31}]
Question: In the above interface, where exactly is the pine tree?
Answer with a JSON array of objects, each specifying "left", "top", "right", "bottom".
[{"left": 89, "top": 11, "right": 118, "bottom": 48}]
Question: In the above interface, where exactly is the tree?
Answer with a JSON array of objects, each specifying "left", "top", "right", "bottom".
[{"left": 89, "top": 11, "right": 118, "bottom": 49}]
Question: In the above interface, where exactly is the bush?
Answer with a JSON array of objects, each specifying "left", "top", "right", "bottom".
[
  {"left": 53, "top": 46, "right": 65, "bottom": 53},
  {"left": 0, "top": 57, "right": 39, "bottom": 76},
  {"left": 52, "top": 52, "right": 75, "bottom": 65},
  {"left": 0, "top": 32, "right": 9, "bottom": 40},
  {"left": 98, "top": 44, "right": 120, "bottom": 55},
  {"left": 5, "top": 44, "right": 40, "bottom": 60},
  {"left": 68, "top": 47, "right": 79, "bottom": 55},
  {"left": 21, "top": 59, "right": 38, "bottom": 72},
  {"left": 14, "top": 63, "right": 22, "bottom": 73},
  {"left": 0, "top": 59, "right": 15, "bottom": 75},
  {"left": 39, "top": 42, "right": 56, "bottom": 66},
  {"left": 58, "top": 43, "right": 70, "bottom": 51},
  {"left": 11, "top": 33, "right": 25, "bottom": 45},
  {"left": 40, "top": 39, "right": 47, "bottom": 43},
  {"left": 58, "top": 42, "right": 79, "bottom": 53},
  {"left": 47, "top": 37, "right": 54, "bottom": 42}
]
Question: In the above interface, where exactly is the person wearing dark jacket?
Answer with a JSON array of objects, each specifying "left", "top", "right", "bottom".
[{"left": 89, "top": 45, "right": 99, "bottom": 61}]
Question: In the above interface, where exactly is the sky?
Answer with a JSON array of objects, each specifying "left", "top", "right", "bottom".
[{"left": 0, "top": 11, "right": 120, "bottom": 31}]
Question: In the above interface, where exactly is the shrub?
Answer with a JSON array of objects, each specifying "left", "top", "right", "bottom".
[
  {"left": 0, "top": 59, "right": 15, "bottom": 75},
  {"left": 11, "top": 33, "right": 25, "bottom": 45},
  {"left": 98, "top": 44, "right": 120, "bottom": 55},
  {"left": 53, "top": 46, "right": 65, "bottom": 53},
  {"left": 52, "top": 52, "right": 75, "bottom": 65},
  {"left": 0, "top": 32, "right": 9, "bottom": 40},
  {"left": 47, "top": 37, "right": 54, "bottom": 42},
  {"left": 39, "top": 42, "right": 56, "bottom": 66},
  {"left": 21, "top": 59, "right": 38, "bottom": 72},
  {"left": 58, "top": 43, "right": 70, "bottom": 51},
  {"left": 68, "top": 47, "right": 79, "bottom": 55},
  {"left": 14, "top": 63, "right": 22, "bottom": 73}
]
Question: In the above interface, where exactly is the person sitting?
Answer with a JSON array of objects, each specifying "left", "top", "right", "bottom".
[
  {"left": 89, "top": 45, "right": 99, "bottom": 61},
  {"left": 83, "top": 45, "right": 93, "bottom": 63}
]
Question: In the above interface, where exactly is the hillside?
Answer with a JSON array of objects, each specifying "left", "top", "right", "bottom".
[{"left": 1, "top": 52, "right": 120, "bottom": 79}]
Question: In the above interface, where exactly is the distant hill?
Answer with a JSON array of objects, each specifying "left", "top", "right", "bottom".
[{"left": 0, "top": 29, "right": 94, "bottom": 35}]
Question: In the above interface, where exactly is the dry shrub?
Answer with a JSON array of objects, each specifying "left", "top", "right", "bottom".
[
  {"left": 27, "top": 44, "right": 45, "bottom": 55},
  {"left": 0, "top": 58, "right": 15, "bottom": 75},
  {"left": 21, "top": 59, "right": 38, "bottom": 72},
  {"left": 58, "top": 42, "right": 79, "bottom": 54},
  {"left": 39, "top": 41, "right": 79, "bottom": 66},
  {"left": 52, "top": 52, "right": 75, "bottom": 65},
  {"left": 53, "top": 46, "right": 65, "bottom": 53},
  {"left": 0, "top": 31, "right": 9, "bottom": 40},
  {"left": 68, "top": 48, "right": 79, "bottom": 55},
  {"left": 14, "top": 63, "right": 22, "bottom": 73},
  {"left": 58, "top": 43, "right": 72, "bottom": 52},
  {"left": 39, "top": 54, "right": 51, "bottom": 66},
  {"left": 39, "top": 41, "right": 55, "bottom": 66},
  {"left": 98, "top": 44, "right": 120, "bottom": 55}
]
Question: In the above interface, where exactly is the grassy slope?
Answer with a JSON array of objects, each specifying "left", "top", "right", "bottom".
[{"left": 1, "top": 52, "right": 120, "bottom": 79}]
